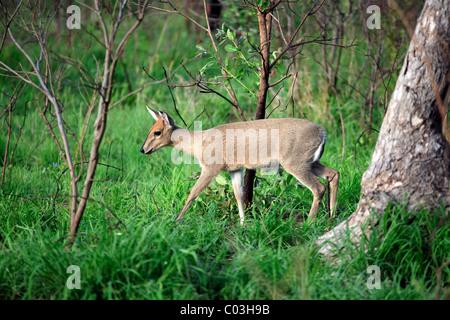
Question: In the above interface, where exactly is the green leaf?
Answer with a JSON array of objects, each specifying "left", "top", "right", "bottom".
[
  {"left": 227, "top": 29, "right": 235, "bottom": 42},
  {"left": 258, "top": 0, "right": 270, "bottom": 10},
  {"left": 224, "top": 45, "right": 238, "bottom": 52},
  {"left": 196, "top": 44, "right": 206, "bottom": 52},
  {"left": 215, "top": 175, "right": 227, "bottom": 186}
]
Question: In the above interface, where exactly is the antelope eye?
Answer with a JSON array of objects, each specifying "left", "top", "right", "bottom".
[{"left": 154, "top": 131, "right": 162, "bottom": 137}]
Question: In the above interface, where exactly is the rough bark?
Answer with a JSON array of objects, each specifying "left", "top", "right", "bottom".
[{"left": 317, "top": 0, "right": 450, "bottom": 255}]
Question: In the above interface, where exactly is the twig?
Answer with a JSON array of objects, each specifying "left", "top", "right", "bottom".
[
  {"left": 149, "top": 185, "right": 160, "bottom": 213},
  {"left": 260, "top": 218, "right": 274, "bottom": 247},
  {"left": 103, "top": 139, "right": 114, "bottom": 199},
  {"left": 54, "top": 160, "right": 123, "bottom": 218},
  {"left": 266, "top": 86, "right": 284, "bottom": 118},
  {"left": 141, "top": 1, "right": 208, "bottom": 32},
  {"left": 332, "top": 87, "right": 346, "bottom": 161},
  {"left": 41, "top": 98, "right": 67, "bottom": 164},
  {"left": 1, "top": 82, "right": 25, "bottom": 186},
  {"left": 188, "top": 105, "right": 206, "bottom": 130},
  {"left": 269, "top": 73, "right": 293, "bottom": 87},
  {"left": 163, "top": 67, "right": 188, "bottom": 128},
  {"left": 270, "top": 9, "right": 288, "bottom": 46},
  {"left": 270, "top": 0, "right": 326, "bottom": 70},
  {"left": 0, "top": 0, "right": 22, "bottom": 55},
  {"left": 201, "top": 0, "right": 244, "bottom": 121}
]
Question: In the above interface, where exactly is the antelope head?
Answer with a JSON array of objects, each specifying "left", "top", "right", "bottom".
[{"left": 140, "top": 106, "right": 175, "bottom": 155}]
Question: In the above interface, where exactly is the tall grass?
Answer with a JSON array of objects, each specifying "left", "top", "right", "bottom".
[{"left": 1, "top": 178, "right": 448, "bottom": 300}]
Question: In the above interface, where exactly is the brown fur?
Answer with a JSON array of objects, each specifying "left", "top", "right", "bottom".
[{"left": 141, "top": 107, "right": 339, "bottom": 224}]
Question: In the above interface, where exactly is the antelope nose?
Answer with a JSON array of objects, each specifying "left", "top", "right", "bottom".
[{"left": 140, "top": 147, "right": 145, "bottom": 154}]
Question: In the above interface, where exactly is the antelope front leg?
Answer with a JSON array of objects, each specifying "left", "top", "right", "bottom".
[{"left": 175, "top": 168, "right": 220, "bottom": 223}]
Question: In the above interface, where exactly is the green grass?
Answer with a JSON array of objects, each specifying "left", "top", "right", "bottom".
[
  {"left": 1, "top": 175, "right": 448, "bottom": 300},
  {"left": 0, "top": 2, "right": 448, "bottom": 300},
  {"left": 1, "top": 106, "right": 448, "bottom": 300}
]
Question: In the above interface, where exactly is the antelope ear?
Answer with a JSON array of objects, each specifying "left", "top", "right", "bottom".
[
  {"left": 146, "top": 106, "right": 160, "bottom": 121},
  {"left": 158, "top": 111, "right": 174, "bottom": 128}
]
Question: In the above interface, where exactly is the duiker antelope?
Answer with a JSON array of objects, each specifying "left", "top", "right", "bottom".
[{"left": 140, "top": 107, "right": 339, "bottom": 225}]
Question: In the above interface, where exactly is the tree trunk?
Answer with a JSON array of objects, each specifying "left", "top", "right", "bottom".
[
  {"left": 317, "top": 0, "right": 450, "bottom": 255},
  {"left": 243, "top": 8, "right": 273, "bottom": 207}
]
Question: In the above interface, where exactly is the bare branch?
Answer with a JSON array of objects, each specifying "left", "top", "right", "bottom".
[
  {"left": 163, "top": 67, "right": 188, "bottom": 128},
  {"left": 69, "top": 1, "right": 150, "bottom": 246},
  {"left": 270, "top": 0, "right": 326, "bottom": 70},
  {"left": 0, "top": 0, "right": 23, "bottom": 54},
  {"left": 1, "top": 81, "right": 26, "bottom": 186},
  {"left": 136, "top": 0, "right": 208, "bottom": 32},
  {"left": 269, "top": 73, "right": 293, "bottom": 87}
]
